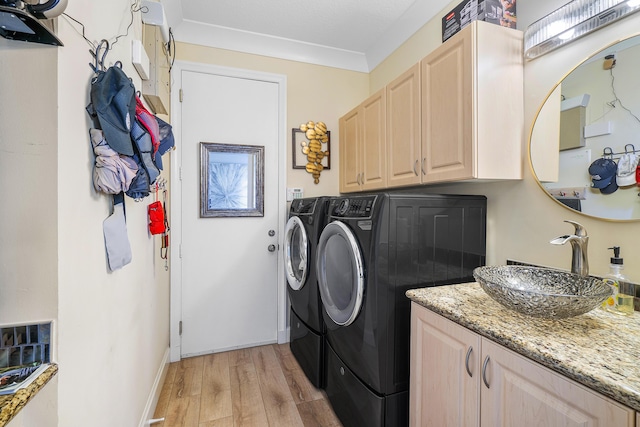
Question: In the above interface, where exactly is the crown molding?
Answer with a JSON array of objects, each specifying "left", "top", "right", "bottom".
[
  {"left": 164, "top": 0, "right": 451, "bottom": 72},
  {"left": 173, "top": 19, "right": 370, "bottom": 72},
  {"left": 365, "top": 0, "right": 449, "bottom": 70}
]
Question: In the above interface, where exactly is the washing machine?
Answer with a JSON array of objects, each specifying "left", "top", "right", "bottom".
[
  {"left": 284, "top": 196, "right": 329, "bottom": 388},
  {"left": 316, "top": 192, "right": 487, "bottom": 427}
]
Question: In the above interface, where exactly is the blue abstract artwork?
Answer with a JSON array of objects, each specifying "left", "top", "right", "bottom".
[{"left": 208, "top": 161, "right": 248, "bottom": 209}]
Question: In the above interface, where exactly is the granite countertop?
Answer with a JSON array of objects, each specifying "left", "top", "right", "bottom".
[
  {"left": 0, "top": 364, "right": 58, "bottom": 427},
  {"left": 406, "top": 283, "right": 640, "bottom": 412}
]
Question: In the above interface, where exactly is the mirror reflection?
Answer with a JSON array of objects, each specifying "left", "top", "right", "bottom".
[{"left": 530, "top": 35, "right": 640, "bottom": 221}]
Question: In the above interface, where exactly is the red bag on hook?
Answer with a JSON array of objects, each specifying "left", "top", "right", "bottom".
[{"left": 148, "top": 201, "right": 166, "bottom": 235}]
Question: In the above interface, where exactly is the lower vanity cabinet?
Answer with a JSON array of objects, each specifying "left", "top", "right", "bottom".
[
  {"left": 410, "top": 301, "right": 481, "bottom": 426},
  {"left": 410, "top": 302, "right": 635, "bottom": 427}
]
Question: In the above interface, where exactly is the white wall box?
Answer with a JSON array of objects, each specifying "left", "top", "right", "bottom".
[{"left": 142, "top": 24, "right": 170, "bottom": 115}]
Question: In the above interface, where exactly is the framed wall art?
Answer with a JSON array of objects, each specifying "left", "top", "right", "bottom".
[
  {"left": 292, "top": 128, "right": 330, "bottom": 170},
  {"left": 200, "top": 142, "right": 264, "bottom": 218}
]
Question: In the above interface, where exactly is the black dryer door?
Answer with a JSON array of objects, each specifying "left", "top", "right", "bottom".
[
  {"left": 316, "top": 221, "right": 365, "bottom": 327},
  {"left": 284, "top": 216, "right": 309, "bottom": 290}
]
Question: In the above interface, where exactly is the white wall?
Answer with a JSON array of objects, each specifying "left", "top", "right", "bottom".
[
  {"left": 0, "top": 37, "right": 59, "bottom": 426},
  {"left": 0, "top": 40, "right": 58, "bottom": 334},
  {"left": 56, "top": 1, "right": 170, "bottom": 425},
  {"left": 1, "top": 1, "right": 170, "bottom": 426}
]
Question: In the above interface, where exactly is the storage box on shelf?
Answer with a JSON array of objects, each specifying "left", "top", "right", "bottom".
[{"left": 442, "top": 0, "right": 517, "bottom": 42}]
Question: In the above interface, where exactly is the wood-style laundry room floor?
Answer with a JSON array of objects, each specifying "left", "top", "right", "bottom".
[{"left": 152, "top": 343, "right": 343, "bottom": 426}]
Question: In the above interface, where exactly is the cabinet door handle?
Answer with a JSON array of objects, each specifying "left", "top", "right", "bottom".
[
  {"left": 413, "top": 160, "right": 419, "bottom": 176},
  {"left": 482, "top": 355, "right": 491, "bottom": 389},
  {"left": 465, "top": 346, "right": 473, "bottom": 377},
  {"left": 421, "top": 158, "right": 426, "bottom": 175},
  {"left": 356, "top": 173, "right": 361, "bottom": 185},
  {"left": 360, "top": 172, "right": 364, "bottom": 185}
]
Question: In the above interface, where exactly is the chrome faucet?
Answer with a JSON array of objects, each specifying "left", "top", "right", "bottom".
[{"left": 550, "top": 220, "right": 589, "bottom": 276}]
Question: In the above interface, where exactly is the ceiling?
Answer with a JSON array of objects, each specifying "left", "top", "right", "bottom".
[{"left": 159, "top": 0, "right": 453, "bottom": 72}]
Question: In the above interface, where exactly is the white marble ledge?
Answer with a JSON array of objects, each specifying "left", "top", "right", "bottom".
[{"left": 406, "top": 282, "right": 640, "bottom": 412}]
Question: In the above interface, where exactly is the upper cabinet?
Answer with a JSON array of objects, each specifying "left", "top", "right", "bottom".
[
  {"left": 387, "top": 63, "right": 422, "bottom": 188},
  {"left": 340, "top": 21, "right": 523, "bottom": 193},
  {"left": 420, "top": 21, "right": 523, "bottom": 184},
  {"left": 339, "top": 89, "right": 387, "bottom": 193}
]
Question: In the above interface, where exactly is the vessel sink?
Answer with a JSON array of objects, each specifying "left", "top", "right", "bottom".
[{"left": 473, "top": 266, "right": 612, "bottom": 319}]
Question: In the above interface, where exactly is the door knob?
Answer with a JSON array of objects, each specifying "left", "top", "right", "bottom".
[
  {"left": 268, "top": 229, "right": 275, "bottom": 237},
  {"left": 268, "top": 244, "right": 276, "bottom": 252}
]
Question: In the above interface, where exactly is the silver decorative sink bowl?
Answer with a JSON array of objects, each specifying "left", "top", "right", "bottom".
[{"left": 473, "top": 266, "right": 612, "bottom": 319}]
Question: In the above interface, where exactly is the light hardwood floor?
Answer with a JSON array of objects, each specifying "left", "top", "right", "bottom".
[{"left": 152, "top": 343, "right": 343, "bottom": 427}]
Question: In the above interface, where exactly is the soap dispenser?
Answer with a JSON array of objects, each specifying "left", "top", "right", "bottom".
[{"left": 602, "top": 246, "right": 634, "bottom": 315}]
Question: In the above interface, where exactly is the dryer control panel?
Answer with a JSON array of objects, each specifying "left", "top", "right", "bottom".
[{"left": 331, "top": 196, "right": 376, "bottom": 218}]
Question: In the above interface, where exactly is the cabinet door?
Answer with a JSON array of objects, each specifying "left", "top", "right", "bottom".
[
  {"left": 420, "top": 25, "right": 474, "bottom": 183},
  {"left": 360, "top": 89, "right": 387, "bottom": 190},
  {"left": 387, "top": 64, "right": 421, "bottom": 187},
  {"left": 339, "top": 105, "right": 361, "bottom": 193},
  {"left": 481, "top": 339, "right": 634, "bottom": 427},
  {"left": 410, "top": 303, "right": 480, "bottom": 427}
]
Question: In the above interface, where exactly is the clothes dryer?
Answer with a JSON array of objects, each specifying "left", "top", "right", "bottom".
[
  {"left": 316, "top": 192, "right": 487, "bottom": 427},
  {"left": 284, "top": 196, "right": 329, "bottom": 388}
]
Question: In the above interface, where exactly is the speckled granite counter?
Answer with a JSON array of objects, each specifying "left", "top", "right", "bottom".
[
  {"left": 0, "top": 364, "right": 57, "bottom": 427},
  {"left": 406, "top": 283, "right": 640, "bottom": 412}
]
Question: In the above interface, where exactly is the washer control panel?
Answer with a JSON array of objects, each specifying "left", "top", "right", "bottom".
[
  {"left": 291, "top": 198, "right": 317, "bottom": 215},
  {"left": 331, "top": 196, "right": 376, "bottom": 218}
]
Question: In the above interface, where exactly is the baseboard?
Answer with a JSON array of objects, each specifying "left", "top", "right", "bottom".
[
  {"left": 278, "top": 327, "right": 289, "bottom": 344},
  {"left": 138, "top": 347, "right": 170, "bottom": 427}
]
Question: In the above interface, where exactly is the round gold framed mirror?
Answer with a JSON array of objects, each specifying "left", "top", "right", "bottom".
[{"left": 529, "top": 33, "right": 640, "bottom": 221}]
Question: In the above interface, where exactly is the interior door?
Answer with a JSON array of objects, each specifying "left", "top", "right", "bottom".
[{"left": 177, "top": 67, "right": 283, "bottom": 357}]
